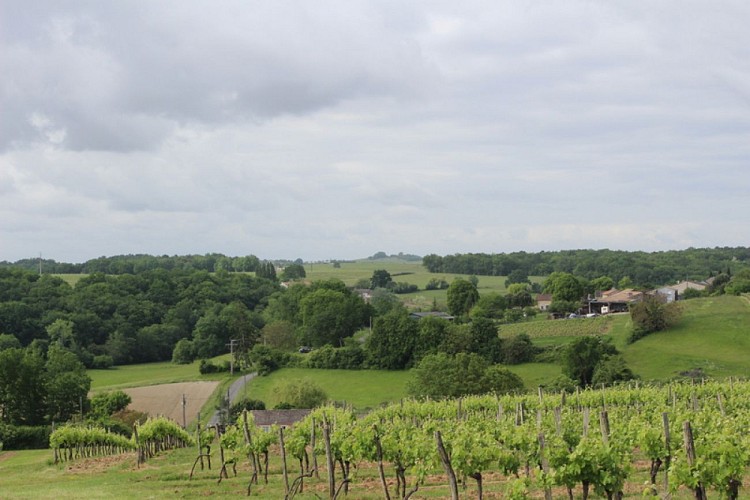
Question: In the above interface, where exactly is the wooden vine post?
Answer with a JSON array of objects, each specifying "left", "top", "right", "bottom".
[{"left": 683, "top": 421, "right": 707, "bottom": 500}]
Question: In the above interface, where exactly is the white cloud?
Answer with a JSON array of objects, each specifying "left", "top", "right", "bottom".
[{"left": 1, "top": 1, "right": 749, "bottom": 262}]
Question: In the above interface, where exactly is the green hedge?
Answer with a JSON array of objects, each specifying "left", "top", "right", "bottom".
[{"left": 0, "top": 423, "right": 51, "bottom": 450}]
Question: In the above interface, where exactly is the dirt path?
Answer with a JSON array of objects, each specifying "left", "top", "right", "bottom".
[{"left": 124, "top": 381, "right": 220, "bottom": 427}]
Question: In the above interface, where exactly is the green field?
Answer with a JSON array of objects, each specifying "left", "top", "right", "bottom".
[
  {"left": 244, "top": 367, "right": 411, "bottom": 411},
  {"left": 621, "top": 295, "right": 750, "bottom": 380},
  {"left": 89, "top": 355, "right": 230, "bottom": 391}
]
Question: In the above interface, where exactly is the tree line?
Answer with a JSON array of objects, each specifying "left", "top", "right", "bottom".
[{"left": 422, "top": 247, "right": 750, "bottom": 286}]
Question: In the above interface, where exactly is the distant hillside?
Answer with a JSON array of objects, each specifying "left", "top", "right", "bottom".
[{"left": 621, "top": 295, "right": 750, "bottom": 380}]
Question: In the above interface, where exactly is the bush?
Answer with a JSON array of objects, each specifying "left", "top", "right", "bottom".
[
  {"left": 199, "top": 359, "right": 230, "bottom": 374},
  {"left": 0, "top": 424, "right": 51, "bottom": 450},
  {"left": 628, "top": 295, "right": 682, "bottom": 343},
  {"left": 229, "top": 398, "right": 266, "bottom": 421},
  {"left": 304, "top": 344, "right": 365, "bottom": 369},
  {"left": 172, "top": 339, "right": 196, "bottom": 364},
  {"left": 502, "top": 334, "right": 538, "bottom": 364},
  {"left": 90, "top": 390, "right": 132, "bottom": 418},
  {"left": 249, "top": 345, "right": 293, "bottom": 375},
  {"left": 91, "top": 354, "right": 114, "bottom": 369}
]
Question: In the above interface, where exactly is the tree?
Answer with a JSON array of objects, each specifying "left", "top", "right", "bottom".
[
  {"left": 502, "top": 334, "right": 537, "bottom": 364},
  {"left": 562, "top": 336, "right": 618, "bottom": 387},
  {"left": 0, "top": 333, "right": 21, "bottom": 351},
  {"left": 370, "top": 269, "right": 392, "bottom": 289},
  {"left": 90, "top": 390, "right": 131, "bottom": 418},
  {"left": 280, "top": 264, "right": 306, "bottom": 281},
  {"left": 408, "top": 352, "right": 523, "bottom": 399},
  {"left": 467, "top": 318, "right": 503, "bottom": 363},
  {"left": 470, "top": 293, "right": 508, "bottom": 319},
  {"left": 45, "top": 345, "right": 91, "bottom": 422},
  {"left": 629, "top": 295, "right": 682, "bottom": 343},
  {"left": 590, "top": 276, "right": 615, "bottom": 292},
  {"left": 592, "top": 355, "right": 636, "bottom": 386},
  {"left": 504, "top": 269, "right": 530, "bottom": 287},
  {"left": 171, "top": 339, "right": 196, "bottom": 364},
  {"left": 365, "top": 309, "right": 418, "bottom": 369},
  {"left": 543, "top": 272, "right": 584, "bottom": 303},
  {"left": 505, "top": 283, "right": 533, "bottom": 308},
  {"left": 369, "top": 288, "right": 403, "bottom": 316},
  {"left": 0, "top": 348, "right": 46, "bottom": 425},
  {"left": 300, "top": 288, "right": 368, "bottom": 347},
  {"left": 446, "top": 279, "right": 479, "bottom": 317},
  {"left": 260, "top": 320, "right": 298, "bottom": 351}
]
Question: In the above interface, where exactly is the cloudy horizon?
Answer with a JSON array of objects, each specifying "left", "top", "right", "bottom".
[{"left": 2, "top": 1, "right": 749, "bottom": 263}]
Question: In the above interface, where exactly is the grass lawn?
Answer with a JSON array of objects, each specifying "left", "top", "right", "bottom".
[
  {"left": 244, "top": 367, "right": 411, "bottom": 411},
  {"left": 89, "top": 357, "right": 228, "bottom": 391},
  {"left": 621, "top": 295, "right": 750, "bottom": 380}
]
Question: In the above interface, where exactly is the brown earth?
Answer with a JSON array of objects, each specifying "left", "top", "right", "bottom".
[{"left": 123, "top": 381, "right": 220, "bottom": 426}]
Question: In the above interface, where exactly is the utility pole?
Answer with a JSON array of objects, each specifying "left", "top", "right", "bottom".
[
  {"left": 182, "top": 394, "right": 187, "bottom": 429},
  {"left": 226, "top": 339, "right": 239, "bottom": 375}
]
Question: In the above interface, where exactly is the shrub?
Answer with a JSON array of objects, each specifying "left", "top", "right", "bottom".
[
  {"left": 304, "top": 344, "right": 365, "bottom": 369},
  {"left": 0, "top": 424, "right": 51, "bottom": 450},
  {"left": 229, "top": 398, "right": 266, "bottom": 421},
  {"left": 90, "top": 390, "right": 132, "bottom": 418},
  {"left": 199, "top": 359, "right": 230, "bottom": 374},
  {"left": 249, "top": 345, "right": 292, "bottom": 375},
  {"left": 172, "top": 339, "right": 196, "bottom": 364},
  {"left": 502, "top": 334, "right": 538, "bottom": 364},
  {"left": 91, "top": 354, "right": 114, "bottom": 369},
  {"left": 628, "top": 295, "right": 682, "bottom": 343}
]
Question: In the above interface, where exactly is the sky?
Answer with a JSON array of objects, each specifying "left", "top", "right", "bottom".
[{"left": 1, "top": 1, "right": 749, "bottom": 263}]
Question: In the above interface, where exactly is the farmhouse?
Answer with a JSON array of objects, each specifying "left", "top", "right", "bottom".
[
  {"left": 587, "top": 288, "right": 644, "bottom": 314},
  {"left": 536, "top": 293, "right": 552, "bottom": 311}
]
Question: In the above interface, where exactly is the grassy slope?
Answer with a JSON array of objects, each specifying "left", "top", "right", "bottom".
[{"left": 620, "top": 295, "right": 750, "bottom": 380}]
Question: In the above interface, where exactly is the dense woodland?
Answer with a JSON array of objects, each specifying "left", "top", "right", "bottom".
[
  {"left": 422, "top": 247, "right": 750, "bottom": 286},
  {"left": 3, "top": 247, "right": 750, "bottom": 287}
]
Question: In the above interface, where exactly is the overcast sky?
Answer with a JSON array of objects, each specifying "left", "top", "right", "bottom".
[{"left": 2, "top": 1, "right": 749, "bottom": 263}]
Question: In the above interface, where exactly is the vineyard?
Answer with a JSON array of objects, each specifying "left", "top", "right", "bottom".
[
  {"left": 499, "top": 315, "right": 616, "bottom": 339},
  {"left": 173, "top": 379, "right": 750, "bottom": 499},
  {"left": 31, "top": 379, "right": 750, "bottom": 498}
]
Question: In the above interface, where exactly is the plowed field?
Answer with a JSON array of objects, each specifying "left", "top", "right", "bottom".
[{"left": 123, "top": 381, "right": 219, "bottom": 426}]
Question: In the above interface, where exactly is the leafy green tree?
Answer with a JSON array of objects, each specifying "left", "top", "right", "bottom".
[
  {"left": 505, "top": 283, "right": 533, "bottom": 308},
  {"left": 0, "top": 348, "right": 46, "bottom": 425},
  {"left": 617, "top": 276, "right": 633, "bottom": 289},
  {"left": 725, "top": 269, "right": 750, "bottom": 295},
  {"left": 280, "top": 264, "right": 306, "bottom": 281},
  {"left": 300, "top": 288, "right": 368, "bottom": 347},
  {"left": 370, "top": 269, "right": 393, "bottom": 289},
  {"left": 446, "top": 278, "right": 479, "bottom": 317},
  {"left": 365, "top": 309, "right": 418, "bottom": 369},
  {"left": 260, "top": 320, "right": 298, "bottom": 351},
  {"left": 0, "top": 333, "right": 21, "bottom": 351},
  {"left": 45, "top": 345, "right": 91, "bottom": 422},
  {"left": 543, "top": 272, "right": 584, "bottom": 302},
  {"left": 171, "top": 339, "right": 196, "bottom": 364},
  {"left": 369, "top": 288, "right": 403, "bottom": 317},
  {"left": 468, "top": 317, "right": 503, "bottom": 363},
  {"left": 592, "top": 355, "right": 636, "bottom": 386},
  {"left": 413, "top": 316, "right": 450, "bottom": 361},
  {"left": 504, "top": 269, "right": 530, "bottom": 287},
  {"left": 629, "top": 295, "right": 682, "bottom": 343},
  {"left": 90, "top": 390, "right": 132, "bottom": 418},
  {"left": 470, "top": 292, "right": 507, "bottom": 319},
  {"left": 502, "top": 334, "right": 538, "bottom": 364},
  {"left": 590, "top": 276, "right": 615, "bottom": 292},
  {"left": 408, "top": 352, "right": 523, "bottom": 399},
  {"left": 562, "top": 337, "right": 618, "bottom": 387}
]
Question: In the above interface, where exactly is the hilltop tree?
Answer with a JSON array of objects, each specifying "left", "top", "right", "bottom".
[{"left": 280, "top": 263, "right": 306, "bottom": 281}]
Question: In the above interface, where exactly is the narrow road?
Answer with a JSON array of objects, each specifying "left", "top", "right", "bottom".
[{"left": 208, "top": 371, "right": 257, "bottom": 426}]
